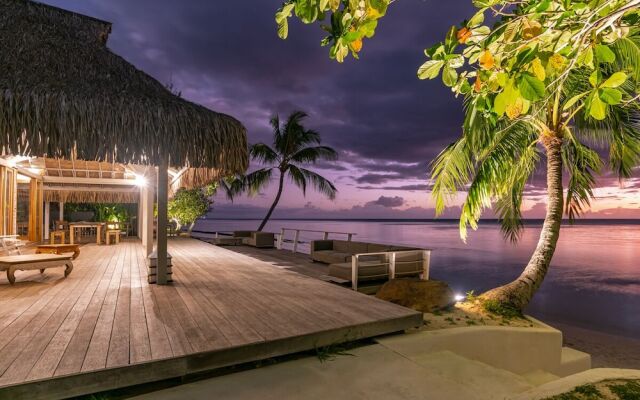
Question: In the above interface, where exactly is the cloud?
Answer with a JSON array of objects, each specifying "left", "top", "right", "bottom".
[{"left": 366, "top": 196, "right": 405, "bottom": 208}]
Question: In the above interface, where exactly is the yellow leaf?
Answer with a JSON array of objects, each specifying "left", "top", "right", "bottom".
[
  {"left": 549, "top": 54, "right": 566, "bottom": 71},
  {"left": 531, "top": 58, "right": 546, "bottom": 81},
  {"left": 474, "top": 76, "right": 483, "bottom": 93},
  {"left": 522, "top": 19, "right": 542, "bottom": 40},
  {"left": 457, "top": 27, "right": 472, "bottom": 44},
  {"left": 479, "top": 50, "right": 494, "bottom": 70},
  {"left": 506, "top": 98, "right": 524, "bottom": 119}
]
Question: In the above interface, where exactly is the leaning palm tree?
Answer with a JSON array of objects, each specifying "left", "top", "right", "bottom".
[{"left": 245, "top": 111, "right": 338, "bottom": 231}]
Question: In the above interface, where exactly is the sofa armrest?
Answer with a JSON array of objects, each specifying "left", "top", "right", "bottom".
[{"left": 251, "top": 232, "right": 274, "bottom": 248}]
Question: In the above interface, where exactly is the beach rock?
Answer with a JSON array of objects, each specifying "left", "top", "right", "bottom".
[{"left": 376, "top": 279, "right": 454, "bottom": 313}]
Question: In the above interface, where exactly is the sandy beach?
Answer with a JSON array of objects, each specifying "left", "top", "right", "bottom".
[{"left": 550, "top": 321, "right": 640, "bottom": 369}]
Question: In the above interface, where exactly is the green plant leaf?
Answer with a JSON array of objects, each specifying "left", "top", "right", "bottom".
[
  {"left": 468, "top": 9, "right": 485, "bottom": 27},
  {"left": 562, "top": 92, "right": 587, "bottom": 110},
  {"left": 518, "top": 74, "right": 545, "bottom": 101},
  {"left": 442, "top": 65, "right": 458, "bottom": 87},
  {"left": 602, "top": 72, "right": 627, "bottom": 88},
  {"left": 418, "top": 60, "right": 445, "bottom": 79},
  {"left": 589, "top": 94, "right": 607, "bottom": 120},
  {"left": 595, "top": 44, "right": 616, "bottom": 63},
  {"left": 589, "top": 70, "right": 601, "bottom": 87},
  {"left": 599, "top": 88, "right": 622, "bottom": 105}
]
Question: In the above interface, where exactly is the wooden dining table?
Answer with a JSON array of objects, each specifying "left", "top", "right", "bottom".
[{"left": 69, "top": 222, "right": 106, "bottom": 245}]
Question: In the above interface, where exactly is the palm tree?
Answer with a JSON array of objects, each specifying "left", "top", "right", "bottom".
[
  {"left": 431, "top": 34, "right": 640, "bottom": 313},
  {"left": 244, "top": 111, "right": 338, "bottom": 231}
]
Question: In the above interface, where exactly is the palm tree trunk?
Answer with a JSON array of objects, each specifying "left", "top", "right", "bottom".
[
  {"left": 480, "top": 136, "right": 564, "bottom": 311},
  {"left": 257, "top": 170, "right": 285, "bottom": 232}
]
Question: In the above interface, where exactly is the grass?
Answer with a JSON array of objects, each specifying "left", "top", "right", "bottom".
[
  {"left": 315, "top": 342, "right": 356, "bottom": 363},
  {"left": 608, "top": 380, "right": 640, "bottom": 400},
  {"left": 482, "top": 299, "right": 523, "bottom": 319},
  {"left": 543, "top": 380, "right": 640, "bottom": 400}
]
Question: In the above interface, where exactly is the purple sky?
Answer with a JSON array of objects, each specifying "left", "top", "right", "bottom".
[{"left": 43, "top": 0, "right": 639, "bottom": 219}]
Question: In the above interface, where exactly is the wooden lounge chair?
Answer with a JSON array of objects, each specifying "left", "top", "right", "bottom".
[{"left": 0, "top": 254, "right": 73, "bottom": 284}]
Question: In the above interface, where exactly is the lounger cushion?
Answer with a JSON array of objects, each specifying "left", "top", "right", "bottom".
[
  {"left": 328, "top": 260, "right": 424, "bottom": 282},
  {"left": 328, "top": 261, "right": 389, "bottom": 282},
  {"left": 367, "top": 243, "right": 391, "bottom": 253},
  {"left": 313, "top": 250, "right": 351, "bottom": 264}
]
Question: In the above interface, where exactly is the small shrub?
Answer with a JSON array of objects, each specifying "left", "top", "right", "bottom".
[
  {"left": 608, "top": 380, "right": 640, "bottom": 400},
  {"left": 483, "top": 299, "right": 523, "bottom": 319}
]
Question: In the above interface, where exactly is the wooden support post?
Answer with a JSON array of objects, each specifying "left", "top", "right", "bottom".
[
  {"left": 142, "top": 186, "right": 154, "bottom": 256},
  {"left": 292, "top": 229, "right": 300, "bottom": 253},
  {"left": 59, "top": 202, "right": 64, "bottom": 222},
  {"left": 156, "top": 157, "right": 169, "bottom": 285},
  {"left": 44, "top": 202, "right": 50, "bottom": 240},
  {"left": 388, "top": 252, "right": 396, "bottom": 280},
  {"left": 347, "top": 233, "right": 353, "bottom": 241},
  {"left": 137, "top": 190, "right": 143, "bottom": 239}
]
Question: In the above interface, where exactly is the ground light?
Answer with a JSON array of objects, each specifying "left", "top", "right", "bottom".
[{"left": 454, "top": 294, "right": 466, "bottom": 302}]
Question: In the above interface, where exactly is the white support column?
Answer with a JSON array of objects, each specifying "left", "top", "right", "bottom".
[
  {"left": 44, "top": 202, "right": 50, "bottom": 240},
  {"left": 59, "top": 202, "right": 64, "bottom": 221},
  {"left": 142, "top": 186, "right": 154, "bottom": 256},
  {"left": 137, "top": 190, "right": 143, "bottom": 239},
  {"left": 156, "top": 157, "right": 169, "bottom": 285}
]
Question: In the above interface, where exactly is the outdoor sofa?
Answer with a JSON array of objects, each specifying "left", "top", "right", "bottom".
[
  {"left": 311, "top": 239, "right": 430, "bottom": 290},
  {"left": 232, "top": 231, "right": 275, "bottom": 248}
]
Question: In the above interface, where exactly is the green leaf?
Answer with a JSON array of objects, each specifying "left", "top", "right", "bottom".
[
  {"left": 446, "top": 54, "right": 465, "bottom": 68},
  {"left": 589, "top": 94, "right": 607, "bottom": 120},
  {"left": 589, "top": 70, "right": 601, "bottom": 87},
  {"left": 595, "top": 44, "right": 616, "bottom": 63},
  {"left": 518, "top": 74, "right": 545, "bottom": 101},
  {"left": 602, "top": 72, "right": 627, "bottom": 88},
  {"left": 563, "top": 92, "right": 587, "bottom": 110},
  {"left": 442, "top": 65, "right": 458, "bottom": 87},
  {"left": 418, "top": 60, "right": 445, "bottom": 80},
  {"left": 494, "top": 91, "right": 508, "bottom": 117},
  {"left": 468, "top": 9, "right": 485, "bottom": 28},
  {"left": 599, "top": 88, "right": 622, "bottom": 105},
  {"left": 359, "top": 19, "right": 378, "bottom": 38}
]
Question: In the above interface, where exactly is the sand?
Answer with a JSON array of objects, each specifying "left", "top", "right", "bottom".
[{"left": 547, "top": 321, "right": 640, "bottom": 370}]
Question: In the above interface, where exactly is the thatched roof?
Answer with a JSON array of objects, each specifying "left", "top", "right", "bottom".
[
  {"left": 43, "top": 186, "right": 139, "bottom": 203},
  {"left": 0, "top": 0, "right": 248, "bottom": 174}
]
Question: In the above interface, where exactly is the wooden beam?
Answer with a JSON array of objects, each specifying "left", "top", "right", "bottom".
[{"left": 156, "top": 157, "right": 169, "bottom": 285}]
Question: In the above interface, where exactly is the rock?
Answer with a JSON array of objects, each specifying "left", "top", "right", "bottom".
[{"left": 376, "top": 279, "right": 455, "bottom": 313}]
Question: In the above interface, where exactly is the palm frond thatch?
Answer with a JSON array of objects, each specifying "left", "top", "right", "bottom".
[
  {"left": 44, "top": 187, "right": 139, "bottom": 203},
  {"left": 0, "top": 0, "right": 248, "bottom": 174}
]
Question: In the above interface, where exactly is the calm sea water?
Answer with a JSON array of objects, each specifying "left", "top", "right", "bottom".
[{"left": 193, "top": 219, "right": 639, "bottom": 338}]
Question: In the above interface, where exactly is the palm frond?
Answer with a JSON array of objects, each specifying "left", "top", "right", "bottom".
[
  {"left": 249, "top": 143, "right": 279, "bottom": 164},
  {"left": 494, "top": 142, "right": 540, "bottom": 242},
  {"left": 609, "top": 112, "right": 640, "bottom": 179},
  {"left": 290, "top": 145, "right": 338, "bottom": 163},
  {"left": 458, "top": 121, "right": 539, "bottom": 240},
  {"left": 243, "top": 168, "right": 274, "bottom": 196},
  {"left": 611, "top": 32, "right": 640, "bottom": 83},
  {"left": 287, "top": 165, "right": 307, "bottom": 195},
  {"left": 430, "top": 138, "right": 474, "bottom": 215},
  {"left": 297, "top": 167, "right": 337, "bottom": 199},
  {"left": 562, "top": 133, "right": 603, "bottom": 220}
]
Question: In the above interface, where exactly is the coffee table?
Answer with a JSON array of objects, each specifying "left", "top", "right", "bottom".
[{"left": 35, "top": 244, "right": 81, "bottom": 260}]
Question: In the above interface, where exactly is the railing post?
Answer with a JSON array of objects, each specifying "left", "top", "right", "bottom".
[
  {"left": 278, "top": 228, "right": 285, "bottom": 249},
  {"left": 389, "top": 252, "right": 396, "bottom": 280},
  {"left": 422, "top": 250, "right": 431, "bottom": 280},
  {"left": 351, "top": 255, "right": 358, "bottom": 291},
  {"left": 323, "top": 231, "right": 329, "bottom": 240},
  {"left": 215, "top": 232, "right": 219, "bottom": 238},
  {"left": 347, "top": 233, "right": 353, "bottom": 241},
  {"left": 292, "top": 229, "right": 300, "bottom": 253}
]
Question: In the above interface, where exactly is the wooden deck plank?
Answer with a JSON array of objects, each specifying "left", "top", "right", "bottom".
[
  {"left": 106, "top": 241, "right": 132, "bottom": 368},
  {"left": 1, "top": 246, "right": 112, "bottom": 384},
  {"left": 132, "top": 245, "right": 173, "bottom": 361},
  {"left": 54, "top": 245, "right": 120, "bottom": 376},
  {"left": 0, "top": 238, "right": 421, "bottom": 400},
  {"left": 129, "top": 242, "right": 152, "bottom": 364},
  {"left": 81, "top": 240, "right": 128, "bottom": 371}
]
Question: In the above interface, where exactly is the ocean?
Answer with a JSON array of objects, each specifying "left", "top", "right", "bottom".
[{"left": 192, "top": 218, "right": 639, "bottom": 339}]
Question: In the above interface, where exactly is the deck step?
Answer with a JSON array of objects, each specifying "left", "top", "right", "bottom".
[
  {"left": 409, "top": 350, "right": 534, "bottom": 399},
  {"left": 549, "top": 347, "right": 591, "bottom": 377},
  {"left": 521, "top": 370, "right": 560, "bottom": 386}
]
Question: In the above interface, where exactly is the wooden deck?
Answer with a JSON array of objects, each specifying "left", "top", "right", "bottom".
[{"left": 0, "top": 238, "right": 421, "bottom": 399}]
